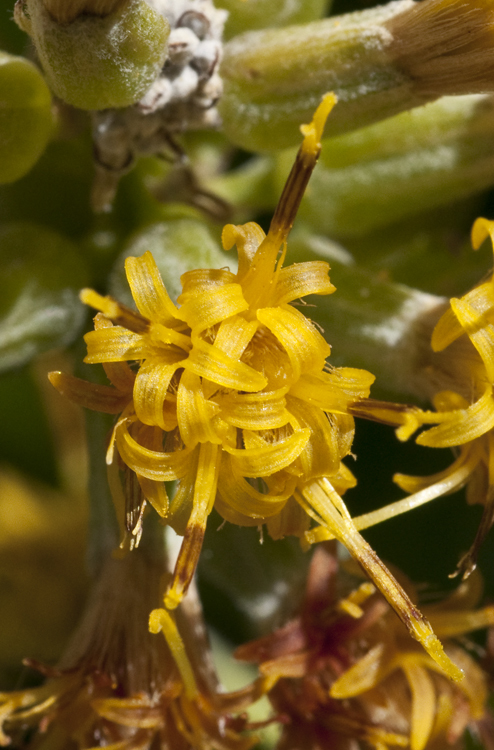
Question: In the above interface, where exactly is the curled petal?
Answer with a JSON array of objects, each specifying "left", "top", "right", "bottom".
[
  {"left": 401, "top": 660, "right": 436, "bottom": 750},
  {"left": 330, "top": 644, "right": 388, "bottom": 699},
  {"left": 84, "top": 327, "right": 147, "bottom": 363},
  {"left": 428, "top": 605, "right": 494, "bottom": 639},
  {"left": 225, "top": 428, "right": 310, "bottom": 477},
  {"left": 287, "top": 396, "right": 340, "bottom": 479},
  {"left": 394, "top": 444, "right": 474, "bottom": 494},
  {"left": 214, "top": 316, "right": 258, "bottom": 360},
  {"left": 417, "top": 386, "right": 494, "bottom": 447},
  {"left": 450, "top": 295, "right": 494, "bottom": 380},
  {"left": 168, "top": 458, "right": 198, "bottom": 535},
  {"left": 257, "top": 306, "right": 330, "bottom": 381},
  {"left": 115, "top": 421, "right": 192, "bottom": 481},
  {"left": 180, "top": 268, "right": 237, "bottom": 296},
  {"left": 432, "top": 282, "right": 494, "bottom": 352},
  {"left": 471, "top": 216, "right": 494, "bottom": 251},
  {"left": 186, "top": 338, "right": 267, "bottom": 392},
  {"left": 94, "top": 315, "right": 137, "bottom": 392},
  {"left": 177, "top": 371, "right": 222, "bottom": 448},
  {"left": 136, "top": 473, "right": 169, "bottom": 518},
  {"left": 218, "top": 388, "right": 290, "bottom": 430},
  {"left": 222, "top": 222, "right": 266, "bottom": 279},
  {"left": 290, "top": 369, "right": 374, "bottom": 412},
  {"left": 274, "top": 261, "right": 334, "bottom": 305},
  {"left": 217, "top": 457, "right": 294, "bottom": 519},
  {"left": 177, "top": 284, "right": 248, "bottom": 332},
  {"left": 214, "top": 492, "right": 262, "bottom": 527},
  {"left": 125, "top": 251, "right": 178, "bottom": 325},
  {"left": 148, "top": 322, "right": 191, "bottom": 352},
  {"left": 133, "top": 361, "right": 183, "bottom": 430}
]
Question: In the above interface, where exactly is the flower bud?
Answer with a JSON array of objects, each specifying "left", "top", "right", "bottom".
[
  {"left": 0, "top": 52, "right": 53, "bottom": 183},
  {"left": 14, "top": 0, "right": 170, "bottom": 110}
]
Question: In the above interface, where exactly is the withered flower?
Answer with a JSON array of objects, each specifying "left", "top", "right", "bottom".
[{"left": 237, "top": 544, "right": 494, "bottom": 750}]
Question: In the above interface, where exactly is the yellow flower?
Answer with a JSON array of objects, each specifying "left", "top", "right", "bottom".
[
  {"left": 344, "top": 219, "right": 494, "bottom": 582},
  {"left": 0, "top": 546, "right": 257, "bottom": 750},
  {"left": 50, "top": 95, "right": 461, "bottom": 681},
  {"left": 237, "top": 543, "right": 494, "bottom": 750}
]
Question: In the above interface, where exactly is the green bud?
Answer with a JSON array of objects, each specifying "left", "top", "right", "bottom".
[
  {"left": 14, "top": 0, "right": 170, "bottom": 110},
  {"left": 220, "top": 0, "right": 494, "bottom": 152},
  {"left": 216, "top": 0, "right": 332, "bottom": 40},
  {"left": 0, "top": 52, "right": 53, "bottom": 184},
  {"left": 0, "top": 223, "right": 89, "bottom": 372}
]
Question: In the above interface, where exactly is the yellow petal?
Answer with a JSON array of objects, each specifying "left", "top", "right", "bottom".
[
  {"left": 217, "top": 457, "right": 294, "bottom": 519},
  {"left": 177, "top": 283, "right": 248, "bottom": 332},
  {"left": 218, "top": 388, "right": 290, "bottom": 430},
  {"left": 428, "top": 605, "right": 494, "bottom": 639},
  {"left": 93, "top": 314, "right": 137, "bottom": 391},
  {"left": 222, "top": 222, "right": 266, "bottom": 279},
  {"left": 394, "top": 444, "right": 473, "bottom": 494},
  {"left": 417, "top": 386, "right": 494, "bottom": 447},
  {"left": 445, "top": 645, "right": 488, "bottom": 721},
  {"left": 186, "top": 338, "right": 267, "bottom": 392},
  {"left": 180, "top": 267, "right": 237, "bottom": 296},
  {"left": 133, "top": 360, "right": 183, "bottom": 430},
  {"left": 290, "top": 369, "right": 374, "bottom": 412},
  {"left": 257, "top": 306, "right": 330, "bottom": 381},
  {"left": 213, "top": 492, "right": 262, "bottom": 527},
  {"left": 350, "top": 444, "right": 480, "bottom": 533},
  {"left": 176, "top": 370, "right": 222, "bottom": 448},
  {"left": 286, "top": 396, "right": 340, "bottom": 479},
  {"left": 402, "top": 660, "right": 436, "bottom": 750},
  {"left": 165, "top": 443, "right": 221, "bottom": 609},
  {"left": 168, "top": 457, "right": 198, "bottom": 535},
  {"left": 125, "top": 251, "right": 178, "bottom": 325},
  {"left": 432, "top": 282, "right": 494, "bottom": 352},
  {"left": 136, "top": 473, "right": 169, "bottom": 518},
  {"left": 214, "top": 315, "right": 258, "bottom": 360},
  {"left": 147, "top": 321, "right": 192, "bottom": 352},
  {"left": 115, "top": 421, "right": 192, "bottom": 481},
  {"left": 225, "top": 428, "right": 310, "bottom": 477},
  {"left": 273, "top": 261, "right": 335, "bottom": 305},
  {"left": 148, "top": 608, "right": 199, "bottom": 699},
  {"left": 450, "top": 295, "right": 494, "bottom": 380},
  {"left": 471, "top": 216, "right": 494, "bottom": 251},
  {"left": 330, "top": 644, "right": 388, "bottom": 698},
  {"left": 84, "top": 327, "right": 147, "bottom": 363}
]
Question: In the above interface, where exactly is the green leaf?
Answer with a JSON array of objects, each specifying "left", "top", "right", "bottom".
[{"left": 0, "top": 223, "right": 89, "bottom": 372}]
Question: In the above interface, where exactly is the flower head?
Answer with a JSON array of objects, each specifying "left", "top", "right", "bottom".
[
  {"left": 349, "top": 219, "right": 494, "bottom": 582},
  {"left": 236, "top": 543, "right": 494, "bottom": 750},
  {"left": 0, "top": 544, "right": 256, "bottom": 750},
  {"left": 51, "top": 94, "right": 462, "bottom": 680}
]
